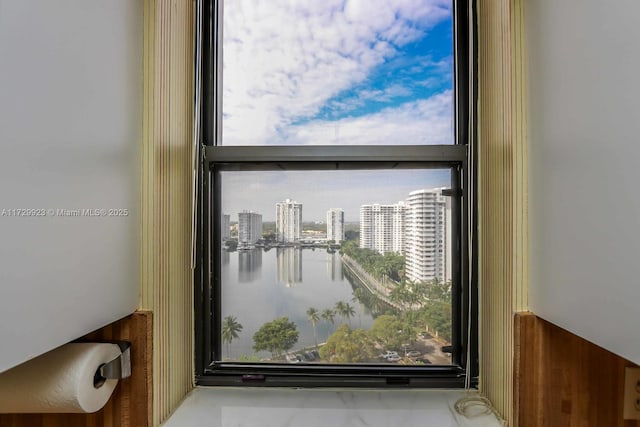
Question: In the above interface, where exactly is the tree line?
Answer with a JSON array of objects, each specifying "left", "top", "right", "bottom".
[
  {"left": 223, "top": 294, "right": 450, "bottom": 363},
  {"left": 340, "top": 241, "right": 405, "bottom": 282},
  {"left": 340, "top": 240, "right": 452, "bottom": 342},
  {"left": 221, "top": 300, "right": 358, "bottom": 360}
]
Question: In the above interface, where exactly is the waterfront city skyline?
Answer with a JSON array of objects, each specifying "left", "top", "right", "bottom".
[
  {"left": 219, "top": 0, "right": 455, "bottom": 366},
  {"left": 221, "top": 169, "right": 450, "bottom": 222}
]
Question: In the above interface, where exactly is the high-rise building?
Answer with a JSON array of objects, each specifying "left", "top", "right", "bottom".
[
  {"left": 238, "top": 211, "right": 262, "bottom": 246},
  {"left": 326, "top": 208, "right": 345, "bottom": 242},
  {"left": 222, "top": 214, "right": 231, "bottom": 241},
  {"left": 276, "top": 198, "right": 302, "bottom": 242},
  {"left": 359, "top": 203, "right": 406, "bottom": 254},
  {"left": 404, "top": 189, "right": 451, "bottom": 283}
]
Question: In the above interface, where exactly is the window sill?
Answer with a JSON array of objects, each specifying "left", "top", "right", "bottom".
[{"left": 162, "top": 387, "right": 502, "bottom": 427}]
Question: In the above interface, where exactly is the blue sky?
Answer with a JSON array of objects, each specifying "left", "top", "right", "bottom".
[
  {"left": 223, "top": 0, "right": 453, "bottom": 146},
  {"left": 307, "top": 20, "right": 452, "bottom": 124},
  {"left": 221, "top": 0, "right": 454, "bottom": 220}
]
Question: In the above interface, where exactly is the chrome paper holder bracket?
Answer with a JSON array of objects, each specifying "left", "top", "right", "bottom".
[{"left": 99, "top": 341, "right": 132, "bottom": 380}]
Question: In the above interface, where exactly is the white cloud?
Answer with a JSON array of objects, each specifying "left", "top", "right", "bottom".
[
  {"left": 359, "top": 84, "right": 413, "bottom": 101},
  {"left": 223, "top": 0, "right": 451, "bottom": 145},
  {"left": 282, "top": 90, "right": 453, "bottom": 145}
]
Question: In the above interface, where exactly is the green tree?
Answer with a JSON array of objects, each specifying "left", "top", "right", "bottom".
[
  {"left": 344, "top": 230, "right": 359, "bottom": 241},
  {"left": 424, "top": 278, "right": 451, "bottom": 303},
  {"left": 399, "top": 312, "right": 420, "bottom": 344},
  {"left": 390, "top": 279, "right": 427, "bottom": 309},
  {"left": 252, "top": 317, "right": 299, "bottom": 358},
  {"left": 319, "top": 324, "right": 376, "bottom": 363},
  {"left": 340, "top": 241, "right": 405, "bottom": 282},
  {"left": 335, "top": 301, "right": 356, "bottom": 326},
  {"left": 369, "top": 314, "right": 412, "bottom": 350},
  {"left": 334, "top": 301, "right": 346, "bottom": 323},
  {"left": 342, "top": 302, "right": 356, "bottom": 326},
  {"left": 262, "top": 231, "right": 276, "bottom": 241},
  {"left": 321, "top": 308, "right": 336, "bottom": 339},
  {"left": 375, "top": 252, "right": 405, "bottom": 282},
  {"left": 222, "top": 316, "right": 243, "bottom": 358},
  {"left": 225, "top": 239, "right": 238, "bottom": 251},
  {"left": 417, "top": 301, "right": 452, "bottom": 343},
  {"left": 351, "top": 291, "right": 365, "bottom": 327},
  {"left": 306, "top": 307, "right": 320, "bottom": 348},
  {"left": 389, "top": 281, "right": 408, "bottom": 307}
]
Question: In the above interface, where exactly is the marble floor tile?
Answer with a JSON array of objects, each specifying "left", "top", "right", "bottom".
[{"left": 162, "top": 388, "right": 504, "bottom": 427}]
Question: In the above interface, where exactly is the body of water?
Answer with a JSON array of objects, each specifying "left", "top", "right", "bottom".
[{"left": 221, "top": 247, "right": 377, "bottom": 359}]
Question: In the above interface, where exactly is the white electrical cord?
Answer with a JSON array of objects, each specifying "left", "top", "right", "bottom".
[{"left": 455, "top": 392, "right": 508, "bottom": 426}]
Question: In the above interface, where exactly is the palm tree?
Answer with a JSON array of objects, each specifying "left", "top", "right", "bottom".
[
  {"left": 306, "top": 307, "right": 320, "bottom": 348},
  {"left": 342, "top": 303, "right": 356, "bottom": 326},
  {"left": 351, "top": 292, "right": 364, "bottom": 328},
  {"left": 222, "top": 316, "right": 243, "bottom": 359},
  {"left": 335, "top": 301, "right": 356, "bottom": 326},
  {"left": 334, "top": 301, "right": 347, "bottom": 324},
  {"left": 321, "top": 308, "right": 335, "bottom": 340}
]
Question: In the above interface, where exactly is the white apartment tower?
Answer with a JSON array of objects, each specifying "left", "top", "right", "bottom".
[
  {"left": 359, "top": 203, "right": 406, "bottom": 254},
  {"left": 326, "top": 208, "right": 345, "bottom": 242},
  {"left": 404, "top": 189, "right": 452, "bottom": 283},
  {"left": 276, "top": 199, "right": 302, "bottom": 242},
  {"left": 238, "top": 211, "right": 262, "bottom": 245}
]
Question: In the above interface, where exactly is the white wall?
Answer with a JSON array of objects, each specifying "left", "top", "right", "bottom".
[
  {"left": 527, "top": 0, "right": 640, "bottom": 364},
  {"left": 0, "top": 0, "right": 141, "bottom": 372}
]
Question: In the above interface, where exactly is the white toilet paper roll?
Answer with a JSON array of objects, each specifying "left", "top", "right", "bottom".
[{"left": 0, "top": 343, "right": 122, "bottom": 413}]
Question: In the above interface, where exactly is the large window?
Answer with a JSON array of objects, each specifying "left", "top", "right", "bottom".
[{"left": 196, "top": 0, "right": 476, "bottom": 387}]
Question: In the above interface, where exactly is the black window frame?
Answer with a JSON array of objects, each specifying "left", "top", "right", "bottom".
[{"left": 195, "top": 0, "right": 477, "bottom": 388}]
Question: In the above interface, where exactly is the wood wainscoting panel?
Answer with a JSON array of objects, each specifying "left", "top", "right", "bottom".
[
  {"left": 515, "top": 312, "right": 638, "bottom": 427},
  {"left": 0, "top": 311, "right": 152, "bottom": 427}
]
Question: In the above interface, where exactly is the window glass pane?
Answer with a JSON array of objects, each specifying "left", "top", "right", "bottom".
[
  {"left": 219, "top": 169, "right": 453, "bottom": 365},
  {"left": 222, "top": 1, "right": 454, "bottom": 146}
]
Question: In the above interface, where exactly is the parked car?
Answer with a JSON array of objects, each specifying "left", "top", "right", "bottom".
[
  {"left": 406, "top": 351, "right": 421, "bottom": 358},
  {"left": 386, "top": 355, "right": 401, "bottom": 362},
  {"left": 285, "top": 353, "right": 301, "bottom": 363},
  {"left": 381, "top": 351, "right": 399, "bottom": 359}
]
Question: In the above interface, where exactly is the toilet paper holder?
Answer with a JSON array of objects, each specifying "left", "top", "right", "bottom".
[{"left": 98, "top": 341, "right": 131, "bottom": 380}]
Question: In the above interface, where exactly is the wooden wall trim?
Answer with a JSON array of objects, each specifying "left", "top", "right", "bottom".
[
  {"left": 514, "top": 312, "right": 639, "bottom": 427},
  {"left": 0, "top": 311, "right": 153, "bottom": 427}
]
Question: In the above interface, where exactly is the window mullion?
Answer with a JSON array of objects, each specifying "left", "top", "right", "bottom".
[{"left": 204, "top": 145, "right": 467, "bottom": 165}]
